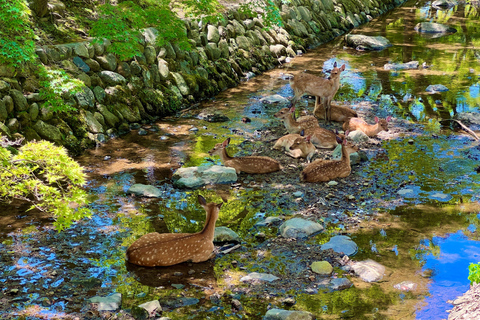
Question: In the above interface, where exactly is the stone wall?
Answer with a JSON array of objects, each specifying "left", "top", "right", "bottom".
[{"left": 0, "top": 0, "right": 405, "bottom": 154}]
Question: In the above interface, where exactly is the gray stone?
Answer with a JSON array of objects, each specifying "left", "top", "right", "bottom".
[
  {"left": 270, "top": 44, "right": 287, "bottom": 56},
  {"left": 426, "top": 84, "right": 449, "bottom": 93},
  {"left": 259, "top": 94, "right": 289, "bottom": 104},
  {"left": 77, "top": 72, "right": 91, "bottom": 87},
  {"left": 6, "top": 118, "right": 20, "bottom": 133},
  {"left": 96, "top": 53, "right": 117, "bottom": 71},
  {"left": 117, "top": 62, "right": 131, "bottom": 78},
  {"left": 264, "top": 308, "right": 314, "bottom": 320},
  {"left": 127, "top": 184, "right": 163, "bottom": 197},
  {"left": 455, "top": 112, "right": 480, "bottom": 125},
  {"left": 88, "top": 293, "right": 122, "bottom": 312},
  {"left": 207, "top": 25, "right": 220, "bottom": 43},
  {"left": 0, "top": 80, "right": 10, "bottom": 92},
  {"left": 346, "top": 130, "right": 369, "bottom": 144},
  {"left": 29, "top": 103, "right": 39, "bottom": 121},
  {"left": 236, "top": 36, "right": 251, "bottom": 51},
  {"left": 414, "top": 22, "right": 457, "bottom": 34},
  {"left": 321, "top": 235, "right": 358, "bottom": 256},
  {"left": 432, "top": 0, "right": 457, "bottom": 8},
  {"left": 10, "top": 90, "right": 28, "bottom": 112},
  {"left": 93, "top": 86, "right": 107, "bottom": 104},
  {"left": 33, "top": 120, "right": 63, "bottom": 145},
  {"left": 3, "top": 96, "right": 14, "bottom": 114},
  {"left": 171, "top": 73, "right": 190, "bottom": 96},
  {"left": 172, "top": 165, "right": 237, "bottom": 189},
  {"left": 144, "top": 45, "right": 157, "bottom": 64},
  {"left": 214, "top": 226, "right": 241, "bottom": 243},
  {"left": 428, "top": 192, "right": 452, "bottom": 202},
  {"left": 98, "top": 71, "right": 127, "bottom": 86},
  {"left": 279, "top": 218, "right": 323, "bottom": 239},
  {"left": 143, "top": 27, "right": 159, "bottom": 46},
  {"left": 352, "top": 259, "right": 385, "bottom": 282},
  {"left": 84, "top": 58, "right": 101, "bottom": 72},
  {"left": 384, "top": 61, "right": 419, "bottom": 70},
  {"left": 240, "top": 272, "right": 279, "bottom": 283},
  {"left": 75, "top": 87, "right": 95, "bottom": 108},
  {"left": 84, "top": 111, "right": 104, "bottom": 133},
  {"left": 329, "top": 278, "right": 353, "bottom": 291},
  {"left": 35, "top": 48, "right": 48, "bottom": 64},
  {"left": 345, "top": 34, "right": 392, "bottom": 51},
  {"left": 97, "top": 104, "right": 120, "bottom": 127},
  {"left": 39, "top": 107, "right": 54, "bottom": 121},
  {"left": 232, "top": 20, "right": 246, "bottom": 35},
  {"left": 72, "top": 42, "right": 89, "bottom": 58},
  {"left": 73, "top": 56, "right": 90, "bottom": 73},
  {"left": 134, "top": 300, "right": 162, "bottom": 318}
]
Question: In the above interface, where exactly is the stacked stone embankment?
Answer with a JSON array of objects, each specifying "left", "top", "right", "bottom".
[{"left": 0, "top": 0, "right": 405, "bottom": 154}]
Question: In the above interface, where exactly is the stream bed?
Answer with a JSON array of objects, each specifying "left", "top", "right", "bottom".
[{"left": 1, "top": 0, "right": 480, "bottom": 319}]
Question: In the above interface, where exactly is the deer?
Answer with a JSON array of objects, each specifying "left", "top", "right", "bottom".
[
  {"left": 289, "top": 61, "right": 346, "bottom": 123},
  {"left": 287, "top": 135, "right": 317, "bottom": 162},
  {"left": 300, "top": 134, "right": 359, "bottom": 182},
  {"left": 126, "top": 195, "right": 223, "bottom": 267},
  {"left": 313, "top": 102, "right": 358, "bottom": 123},
  {"left": 209, "top": 137, "right": 282, "bottom": 174},
  {"left": 273, "top": 132, "right": 304, "bottom": 151},
  {"left": 274, "top": 107, "right": 319, "bottom": 134},
  {"left": 307, "top": 127, "right": 342, "bottom": 149},
  {"left": 343, "top": 116, "right": 392, "bottom": 137}
]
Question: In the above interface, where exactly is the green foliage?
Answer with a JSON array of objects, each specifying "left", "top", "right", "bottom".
[
  {"left": 0, "top": 0, "right": 36, "bottom": 68},
  {"left": 0, "top": 138, "right": 92, "bottom": 231},
  {"left": 468, "top": 262, "right": 480, "bottom": 284},
  {"left": 239, "top": 0, "right": 284, "bottom": 28},
  {"left": 38, "top": 66, "right": 84, "bottom": 113}
]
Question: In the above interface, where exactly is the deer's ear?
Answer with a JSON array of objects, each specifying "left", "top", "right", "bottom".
[
  {"left": 306, "top": 135, "right": 311, "bottom": 142},
  {"left": 217, "top": 202, "right": 223, "bottom": 209},
  {"left": 290, "top": 106, "right": 295, "bottom": 112},
  {"left": 374, "top": 116, "right": 379, "bottom": 123},
  {"left": 340, "top": 64, "right": 346, "bottom": 71},
  {"left": 386, "top": 116, "right": 392, "bottom": 122},
  {"left": 223, "top": 138, "right": 231, "bottom": 147},
  {"left": 333, "top": 61, "right": 337, "bottom": 68},
  {"left": 198, "top": 195, "right": 207, "bottom": 206}
]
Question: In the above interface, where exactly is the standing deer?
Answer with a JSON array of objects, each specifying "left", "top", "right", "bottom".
[
  {"left": 274, "top": 107, "right": 319, "bottom": 134},
  {"left": 300, "top": 135, "right": 359, "bottom": 182},
  {"left": 126, "top": 195, "right": 223, "bottom": 267},
  {"left": 289, "top": 61, "right": 346, "bottom": 123},
  {"left": 209, "top": 138, "right": 282, "bottom": 174},
  {"left": 343, "top": 116, "right": 392, "bottom": 137}
]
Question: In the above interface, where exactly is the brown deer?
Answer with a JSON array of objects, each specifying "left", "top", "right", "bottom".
[
  {"left": 300, "top": 135, "right": 359, "bottom": 182},
  {"left": 343, "top": 116, "right": 392, "bottom": 137},
  {"left": 126, "top": 195, "right": 223, "bottom": 267},
  {"left": 313, "top": 103, "right": 358, "bottom": 123},
  {"left": 287, "top": 135, "right": 317, "bottom": 162},
  {"left": 273, "top": 132, "right": 304, "bottom": 151},
  {"left": 307, "top": 127, "right": 341, "bottom": 149},
  {"left": 209, "top": 138, "right": 282, "bottom": 174},
  {"left": 274, "top": 107, "right": 319, "bottom": 134},
  {"left": 289, "top": 62, "right": 346, "bottom": 123}
]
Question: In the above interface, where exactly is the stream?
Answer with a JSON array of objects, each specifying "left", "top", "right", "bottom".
[{"left": 1, "top": 0, "right": 480, "bottom": 319}]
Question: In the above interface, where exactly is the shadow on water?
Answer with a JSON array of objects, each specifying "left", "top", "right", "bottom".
[{"left": 2, "top": 0, "right": 480, "bottom": 318}]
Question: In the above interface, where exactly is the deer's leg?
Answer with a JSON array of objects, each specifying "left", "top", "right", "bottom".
[{"left": 313, "top": 96, "right": 320, "bottom": 115}]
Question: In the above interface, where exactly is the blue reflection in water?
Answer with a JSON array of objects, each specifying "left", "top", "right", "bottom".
[{"left": 416, "top": 231, "right": 480, "bottom": 319}]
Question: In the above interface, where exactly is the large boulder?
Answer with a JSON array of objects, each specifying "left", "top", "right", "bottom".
[
  {"left": 172, "top": 165, "right": 237, "bottom": 188},
  {"left": 33, "top": 120, "right": 63, "bottom": 145},
  {"left": 345, "top": 34, "right": 392, "bottom": 51}
]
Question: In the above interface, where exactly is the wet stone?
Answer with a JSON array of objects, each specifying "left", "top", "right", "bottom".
[
  {"left": 352, "top": 259, "right": 385, "bottom": 283},
  {"left": 264, "top": 308, "right": 314, "bottom": 320},
  {"left": 127, "top": 184, "right": 163, "bottom": 198},
  {"left": 311, "top": 261, "right": 333, "bottom": 275},
  {"left": 88, "top": 292, "right": 122, "bottom": 311},
  {"left": 321, "top": 235, "right": 358, "bottom": 256},
  {"left": 426, "top": 84, "right": 449, "bottom": 93},
  {"left": 279, "top": 218, "right": 323, "bottom": 239},
  {"left": 240, "top": 272, "right": 279, "bottom": 283},
  {"left": 329, "top": 278, "right": 353, "bottom": 291},
  {"left": 214, "top": 226, "right": 241, "bottom": 243}
]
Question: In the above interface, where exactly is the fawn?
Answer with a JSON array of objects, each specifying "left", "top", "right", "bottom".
[
  {"left": 287, "top": 135, "right": 317, "bottom": 162},
  {"left": 126, "top": 195, "right": 223, "bottom": 267},
  {"left": 313, "top": 103, "right": 358, "bottom": 123},
  {"left": 209, "top": 137, "right": 282, "bottom": 174},
  {"left": 289, "top": 62, "right": 346, "bottom": 123},
  {"left": 273, "top": 132, "right": 304, "bottom": 151},
  {"left": 343, "top": 116, "right": 392, "bottom": 137},
  {"left": 300, "top": 135, "right": 359, "bottom": 182},
  {"left": 274, "top": 107, "right": 319, "bottom": 134},
  {"left": 307, "top": 127, "right": 341, "bottom": 149}
]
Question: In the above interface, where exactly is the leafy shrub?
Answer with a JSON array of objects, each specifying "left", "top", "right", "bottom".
[
  {"left": 0, "top": 137, "right": 92, "bottom": 231},
  {"left": 468, "top": 262, "right": 480, "bottom": 284}
]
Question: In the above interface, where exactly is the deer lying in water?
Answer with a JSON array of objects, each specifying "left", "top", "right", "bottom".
[
  {"left": 343, "top": 116, "right": 392, "bottom": 137},
  {"left": 126, "top": 195, "right": 222, "bottom": 267},
  {"left": 313, "top": 103, "right": 358, "bottom": 123},
  {"left": 287, "top": 135, "right": 317, "bottom": 162},
  {"left": 300, "top": 135, "right": 359, "bottom": 182},
  {"left": 289, "top": 62, "right": 346, "bottom": 123},
  {"left": 274, "top": 107, "right": 319, "bottom": 134},
  {"left": 209, "top": 137, "right": 282, "bottom": 174}
]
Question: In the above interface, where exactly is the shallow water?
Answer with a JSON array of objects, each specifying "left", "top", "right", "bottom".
[{"left": 1, "top": 0, "right": 480, "bottom": 318}]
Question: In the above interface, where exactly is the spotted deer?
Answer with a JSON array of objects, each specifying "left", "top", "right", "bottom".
[
  {"left": 307, "top": 127, "right": 341, "bottom": 149},
  {"left": 273, "top": 132, "right": 304, "bottom": 151},
  {"left": 313, "top": 103, "right": 358, "bottom": 123},
  {"left": 300, "top": 135, "right": 359, "bottom": 182},
  {"left": 209, "top": 138, "right": 282, "bottom": 174},
  {"left": 289, "top": 62, "right": 346, "bottom": 123},
  {"left": 274, "top": 107, "right": 319, "bottom": 134},
  {"left": 287, "top": 135, "right": 317, "bottom": 162},
  {"left": 126, "top": 195, "right": 223, "bottom": 267},
  {"left": 343, "top": 116, "right": 392, "bottom": 137}
]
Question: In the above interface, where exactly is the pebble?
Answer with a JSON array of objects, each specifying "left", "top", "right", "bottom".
[{"left": 328, "top": 181, "right": 338, "bottom": 186}]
